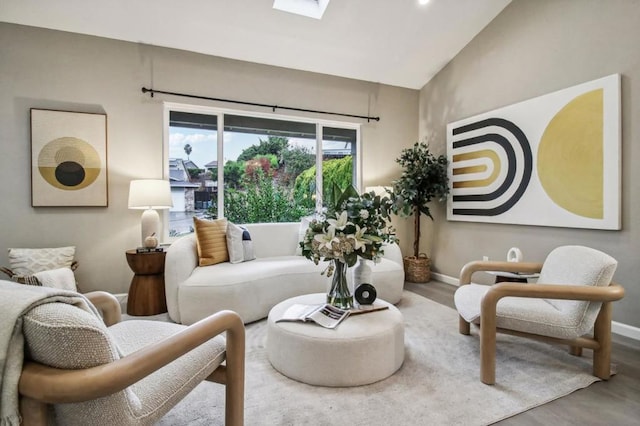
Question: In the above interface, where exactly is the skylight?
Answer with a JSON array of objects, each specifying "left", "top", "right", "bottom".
[{"left": 273, "top": 0, "right": 330, "bottom": 20}]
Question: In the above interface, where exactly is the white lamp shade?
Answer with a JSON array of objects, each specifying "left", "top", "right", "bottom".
[{"left": 128, "top": 179, "right": 173, "bottom": 209}]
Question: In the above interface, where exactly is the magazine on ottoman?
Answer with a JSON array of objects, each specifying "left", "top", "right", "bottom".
[{"left": 276, "top": 303, "right": 349, "bottom": 329}]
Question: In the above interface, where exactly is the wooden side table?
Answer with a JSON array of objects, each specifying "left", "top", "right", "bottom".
[{"left": 125, "top": 249, "right": 167, "bottom": 316}]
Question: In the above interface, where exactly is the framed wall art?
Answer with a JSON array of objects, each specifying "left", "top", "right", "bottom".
[
  {"left": 446, "top": 74, "right": 620, "bottom": 230},
  {"left": 31, "top": 109, "right": 108, "bottom": 207}
]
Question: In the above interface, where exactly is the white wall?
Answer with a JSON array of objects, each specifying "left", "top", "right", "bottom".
[
  {"left": 420, "top": 0, "right": 640, "bottom": 327},
  {"left": 0, "top": 23, "right": 418, "bottom": 294}
]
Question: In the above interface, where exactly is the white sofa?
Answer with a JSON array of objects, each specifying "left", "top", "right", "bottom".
[{"left": 165, "top": 222, "right": 405, "bottom": 325}]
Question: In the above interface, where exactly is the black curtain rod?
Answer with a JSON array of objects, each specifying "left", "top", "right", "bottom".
[{"left": 141, "top": 87, "right": 380, "bottom": 122}]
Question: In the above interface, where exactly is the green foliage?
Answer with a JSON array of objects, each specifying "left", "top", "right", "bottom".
[
  {"left": 300, "top": 183, "right": 397, "bottom": 267},
  {"left": 187, "top": 168, "right": 202, "bottom": 180},
  {"left": 207, "top": 170, "right": 312, "bottom": 223},
  {"left": 323, "top": 156, "right": 353, "bottom": 194},
  {"left": 223, "top": 161, "right": 244, "bottom": 189},
  {"left": 204, "top": 135, "right": 356, "bottom": 225},
  {"left": 281, "top": 146, "right": 315, "bottom": 186},
  {"left": 391, "top": 143, "right": 449, "bottom": 218},
  {"left": 390, "top": 142, "right": 449, "bottom": 257},
  {"left": 184, "top": 143, "right": 192, "bottom": 159},
  {"left": 237, "top": 136, "right": 288, "bottom": 162},
  {"left": 293, "top": 156, "right": 353, "bottom": 208},
  {"left": 293, "top": 166, "right": 317, "bottom": 208}
]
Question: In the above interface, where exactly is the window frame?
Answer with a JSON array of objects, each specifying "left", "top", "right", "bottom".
[{"left": 162, "top": 102, "right": 362, "bottom": 240}]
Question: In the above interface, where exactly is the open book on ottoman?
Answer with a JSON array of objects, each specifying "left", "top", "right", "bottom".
[{"left": 276, "top": 303, "right": 349, "bottom": 329}]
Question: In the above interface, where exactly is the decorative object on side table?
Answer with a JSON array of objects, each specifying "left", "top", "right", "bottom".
[
  {"left": 144, "top": 232, "right": 159, "bottom": 248},
  {"left": 300, "top": 184, "right": 397, "bottom": 309},
  {"left": 389, "top": 142, "right": 449, "bottom": 283}
]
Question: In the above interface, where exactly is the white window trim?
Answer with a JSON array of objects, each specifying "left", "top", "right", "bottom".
[{"left": 162, "top": 101, "right": 362, "bottom": 239}]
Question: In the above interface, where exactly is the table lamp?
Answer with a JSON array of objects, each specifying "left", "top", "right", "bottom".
[{"left": 128, "top": 179, "right": 173, "bottom": 245}]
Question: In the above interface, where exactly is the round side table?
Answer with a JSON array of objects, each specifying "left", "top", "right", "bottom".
[{"left": 125, "top": 250, "right": 167, "bottom": 316}]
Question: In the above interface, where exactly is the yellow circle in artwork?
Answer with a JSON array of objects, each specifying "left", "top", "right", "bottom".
[
  {"left": 37, "top": 137, "right": 102, "bottom": 190},
  {"left": 537, "top": 89, "right": 603, "bottom": 219}
]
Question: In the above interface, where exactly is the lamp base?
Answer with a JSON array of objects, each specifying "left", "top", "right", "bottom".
[{"left": 140, "top": 209, "right": 160, "bottom": 245}]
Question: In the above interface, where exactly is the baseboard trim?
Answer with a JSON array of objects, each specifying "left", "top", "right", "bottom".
[
  {"left": 429, "top": 272, "right": 640, "bottom": 341},
  {"left": 612, "top": 321, "right": 640, "bottom": 341},
  {"left": 431, "top": 272, "right": 459, "bottom": 287}
]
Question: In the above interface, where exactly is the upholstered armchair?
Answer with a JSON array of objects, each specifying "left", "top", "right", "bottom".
[
  {"left": 14, "top": 288, "right": 245, "bottom": 425},
  {"left": 454, "top": 245, "right": 624, "bottom": 385}
]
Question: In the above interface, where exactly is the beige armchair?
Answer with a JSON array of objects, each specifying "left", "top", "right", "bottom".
[
  {"left": 17, "top": 290, "right": 245, "bottom": 425},
  {"left": 454, "top": 245, "right": 624, "bottom": 385}
]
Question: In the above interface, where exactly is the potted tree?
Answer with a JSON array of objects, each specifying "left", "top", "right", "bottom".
[{"left": 390, "top": 142, "right": 449, "bottom": 282}]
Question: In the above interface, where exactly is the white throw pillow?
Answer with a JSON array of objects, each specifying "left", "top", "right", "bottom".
[
  {"left": 295, "top": 216, "right": 314, "bottom": 256},
  {"left": 9, "top": 267, "right": 78, "bottom": 292},
  {"left": 8, "top": 246, "right": 75, "bottom": 275},
  {"left": 34, "top": 267, "right": 78, "bottom": 291},
  {"left": 226, "top": 222, "right": 256, "bottom": 264}
]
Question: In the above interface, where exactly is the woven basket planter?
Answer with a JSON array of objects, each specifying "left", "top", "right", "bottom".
[{"left": 403, "top": 254, "right": 431, "bottom": 283}]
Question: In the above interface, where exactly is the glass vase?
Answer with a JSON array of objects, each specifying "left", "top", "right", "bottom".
[{"left": 327, "top": 259, "right": 354, "bottom": 309}]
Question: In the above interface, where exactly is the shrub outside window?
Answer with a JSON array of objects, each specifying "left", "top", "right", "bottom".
[{"left": 164, "top": 105, "right": 360, "bottom": 238}]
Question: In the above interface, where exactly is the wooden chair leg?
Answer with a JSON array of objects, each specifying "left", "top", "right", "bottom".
[
  {"left": 593, "top": 302, "right": 613, "bottom": 380},
  {"left": 459, "top": 315, "right": 470, "bottom": 335},
  {"left": 569, "top": 346, "right": 583, "bottom": 356},
  {"left": 224, "top": 317, "right": 246, "bottom": 426},
  {"left": 20, "top": 396, "right": 48, "bottom": 426},
  {"left": 480, "top": 311, "right": 497, "bottom": 385}
]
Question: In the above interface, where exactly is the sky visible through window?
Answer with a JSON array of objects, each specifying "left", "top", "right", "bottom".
[{"left": 169, "top": 126, "right": 348, "bottom": 168}]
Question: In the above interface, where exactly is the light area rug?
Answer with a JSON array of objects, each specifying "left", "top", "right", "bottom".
[{"left": 158, "top": 291, "right": 601, "bottom": 426}]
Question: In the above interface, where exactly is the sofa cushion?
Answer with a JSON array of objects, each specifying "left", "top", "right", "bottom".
[{"left": 194, "top": 217, "right": 229, "bottom": 266}]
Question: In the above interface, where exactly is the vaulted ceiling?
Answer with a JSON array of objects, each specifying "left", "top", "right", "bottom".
[{"left": 0, "top": 0, "right": 511, "bottom": 89}]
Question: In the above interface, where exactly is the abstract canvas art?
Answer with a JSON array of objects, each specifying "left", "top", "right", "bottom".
[
  {"left": 31, "top": 109, "right": 108, "bottom": 207},
  {"left": 447, "top": 74, "right": 620, "bottom": 230}
]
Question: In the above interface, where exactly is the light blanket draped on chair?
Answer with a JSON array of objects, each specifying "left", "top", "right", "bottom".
[{"left": 0, "top": 281, "right": 98, "bottom": 426}]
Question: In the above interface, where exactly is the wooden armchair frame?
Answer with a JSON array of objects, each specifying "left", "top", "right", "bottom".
[
  {"left": 458, "top": 261, "right": 625, "bottom": 385},
  {"left": 19, "top": 291, "right": 245, "bottom": 426}
]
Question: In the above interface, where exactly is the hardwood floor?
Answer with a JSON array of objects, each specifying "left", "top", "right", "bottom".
[{"left": 405, "top": 281, "right": 640, "bottom": 426}]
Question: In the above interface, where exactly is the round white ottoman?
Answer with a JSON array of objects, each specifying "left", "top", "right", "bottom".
[{"left": 267, "top": 293, "right": 405, "bottom": 387}]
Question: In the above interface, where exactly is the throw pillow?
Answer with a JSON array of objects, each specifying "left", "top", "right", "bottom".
[
  {"left": 3, "top": 267, "right": 77, "bottom": 291},
  {"left": 194, "top": 217, "right": 229, "bottom": 266},
  {"left": 226, "top": 222, "right": 256, "bottom": 264},
  {"left": 34, "top": 267, "right": 78, "bottom": 291},
  {"left": 8, "top": 246, "right": 76, "bottom": 275},
  {"left": 295, "top": 216, "right": 314, "bottom": 256}
]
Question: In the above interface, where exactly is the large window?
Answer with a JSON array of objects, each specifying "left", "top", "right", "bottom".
[{"left": 164, "top": 104, "right": 360, "bottom": 237}]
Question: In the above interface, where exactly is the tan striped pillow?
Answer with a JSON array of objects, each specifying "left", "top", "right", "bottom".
[{"left": 194, "top": 217, "right": 229, "bottom": 266}]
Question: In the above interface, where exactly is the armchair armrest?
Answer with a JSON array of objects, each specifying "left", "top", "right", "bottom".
[
  {"left": 19, "top": 309, "right": 245, "bottom": 404},
  {"left": 460, "top": 260, "right": 543, "bottom": 285},
  {"left": 84, "top": 291, "right": 121, "bottom": 326},
  {"left": 482, "top": 281, "right": 625, "bottom": 307},
  {"left": 165, "top": 234, "right": 199, "bottom": 323}
]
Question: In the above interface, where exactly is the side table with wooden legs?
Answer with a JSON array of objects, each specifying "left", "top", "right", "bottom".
[{"left": 125, "top": 250, "right": 167, "bottom": 316}]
